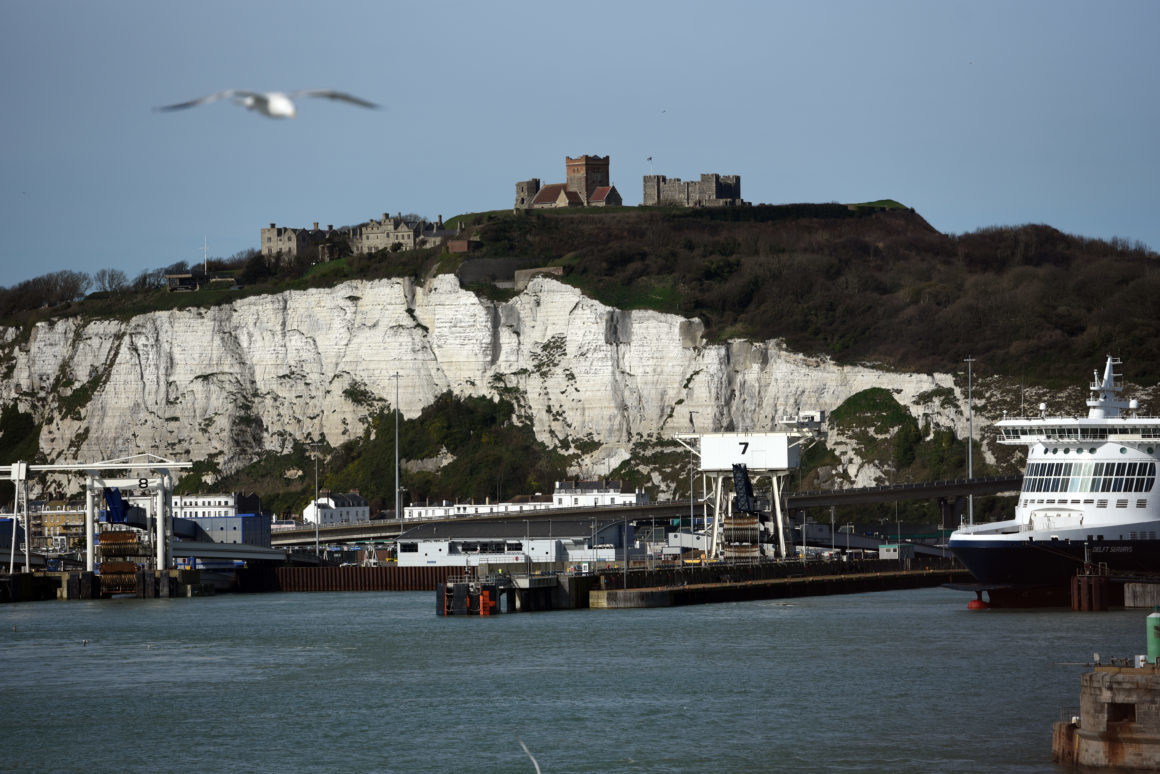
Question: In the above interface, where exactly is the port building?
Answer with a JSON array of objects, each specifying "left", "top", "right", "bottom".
[
  {"left": 403, "top": 480, "right": 648, "bottom": 520},
  {"left": 302, "top": 493, "right": 370, "bottom": 525},
  {"left": 396, "top": 517, "right": 639, "bottom": 568}
]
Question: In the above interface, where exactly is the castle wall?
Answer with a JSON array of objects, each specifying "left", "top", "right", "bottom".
[{"left": 643, "top": 173, "right": 743, "bottom": 207}]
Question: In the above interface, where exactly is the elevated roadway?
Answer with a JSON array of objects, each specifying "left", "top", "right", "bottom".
[
  {"left": 272, "top": 478, "right": 1021, "bottom": 555},
  {"left": 787, "top": 475, "right": 1022, "bottom": 528},
  {"left": 170, "top": 541, "right": 285, "bottom": 563},
  {"left": 786, "top": 475, "right": 1022, "bottom": 509},
  {"left": 271, "top": 502, "right": 695, "bottom": 548}
]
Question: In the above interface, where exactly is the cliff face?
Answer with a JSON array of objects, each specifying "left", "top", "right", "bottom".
[{"left": 0, "top": 275, "right": 967, "bottom": 487}]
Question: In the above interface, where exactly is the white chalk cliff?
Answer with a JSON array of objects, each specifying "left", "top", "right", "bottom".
[{"left": 0, "top": 275, "right": 971, "bottom": 488}]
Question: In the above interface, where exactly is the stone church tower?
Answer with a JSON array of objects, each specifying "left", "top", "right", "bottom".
[{"left": 565, "top": 155, "right": 610, "bottom": 205}]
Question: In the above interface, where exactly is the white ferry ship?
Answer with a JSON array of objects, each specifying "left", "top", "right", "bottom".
[{"left": 948, "top": 356, "right": 1160, "bottom": 588}]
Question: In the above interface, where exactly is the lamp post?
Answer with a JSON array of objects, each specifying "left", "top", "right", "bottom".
[
  {"left": 830, "top": 505, "right": 835, "bottom": 554},
  {"left": 389, "top": 372, "right": 401, "bottom": 519},
  {"left": 623, "top": 515, "right": 628, "bottom": 587},
  {"left": 800, "top": 514, "right": 806, "bottom": 564},
  {"left": 965, "top": 355, "right": 975, "bottom": 525},
  {"left": 688, "top": 452, "right": 694, "bottom": 538},
  {"left": 312, "top": 445, "right": 320, "bottom": 557},
  {"left": 688, "top": 411, "right": 698, "bottom": 539}
]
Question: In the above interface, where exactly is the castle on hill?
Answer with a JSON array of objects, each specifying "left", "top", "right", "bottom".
[
  {"left": 515, "top": 155, "right": 623, "bottom": 210},
  {"left": 642, "top": 172, "right": 744, "bottom": 208}
]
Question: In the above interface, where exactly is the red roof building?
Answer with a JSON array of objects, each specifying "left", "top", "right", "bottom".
[{"left": 515, "top": 155, "right": 622, "bottom": 211}]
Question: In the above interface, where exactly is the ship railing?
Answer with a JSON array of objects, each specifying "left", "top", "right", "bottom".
[{"left": 954, "top": 519, "right": 1030, "bottom": 534}]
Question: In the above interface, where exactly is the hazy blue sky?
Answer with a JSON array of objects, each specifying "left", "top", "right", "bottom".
[{"left": 2, "top": 1, "right": 1157, "bottom": 287}]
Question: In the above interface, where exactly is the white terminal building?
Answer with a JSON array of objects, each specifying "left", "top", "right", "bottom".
[
  {"left": 172, "top": 492, "right": 261, "bottom": 519},
  {"left": 395, "top": 517, "right": 640, "bottom": 568},
  {"left": 302, "top": 493, "right": 371, "bottom": 525},
  {"left": 402, "top": 480, "right": 649, "bottom": 520}
]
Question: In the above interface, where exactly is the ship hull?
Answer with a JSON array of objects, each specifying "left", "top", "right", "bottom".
[{"left": 949, "top": 537, "right": 1160, "bottom": 586}]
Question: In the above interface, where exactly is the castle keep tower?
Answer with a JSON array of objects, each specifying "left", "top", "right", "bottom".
[{"left": 565, "top": 155, "right": 610, "bottom": 205}]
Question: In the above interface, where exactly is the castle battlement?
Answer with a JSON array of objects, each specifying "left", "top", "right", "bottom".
[{"left": 643, "top": 172, "right": 744, "bottom": 208}]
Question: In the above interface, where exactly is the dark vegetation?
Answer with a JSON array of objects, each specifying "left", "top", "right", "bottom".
[
  {"left": 185, "top": 393, "right": 572, "bottom": 517},
  {"left": 463, "top": 206, "right": 1160, "bottom": 383},
  {"left": 5, "top": 203, "right": 1157, "bottom": 518},
  {"left": 815, "top": 386, "right": 1013, "bottom": 526},
  {"left": 0, "top": 406, "right": 39, "bottom": 502}
]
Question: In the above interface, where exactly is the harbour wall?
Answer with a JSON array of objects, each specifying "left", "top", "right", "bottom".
[
  {"left": 236, "top": 564, "right": 456, "bottom": 593},
  {"left": 590, "top": 566, "right": 968, "bottom": 608}
]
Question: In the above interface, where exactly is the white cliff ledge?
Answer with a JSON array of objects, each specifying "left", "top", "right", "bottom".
[{"left": 0, "top": 275, "right": 967, "bottom": 483}]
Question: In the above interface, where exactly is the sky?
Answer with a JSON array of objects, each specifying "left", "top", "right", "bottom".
[{"left": 2, "top": 0, "right": 1158, "bottom": 288}]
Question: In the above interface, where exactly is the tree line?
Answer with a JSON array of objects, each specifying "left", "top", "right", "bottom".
[{"left": 0, "top": 249, "right": 265, "bottom": 320}]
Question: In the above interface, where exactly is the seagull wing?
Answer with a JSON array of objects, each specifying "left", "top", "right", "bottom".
[
  {"left": 153, "top": 90, "right": 263, "bottom": 112},
  {"left": 288, "top": 89, "right": 380, "bottom": 109}
]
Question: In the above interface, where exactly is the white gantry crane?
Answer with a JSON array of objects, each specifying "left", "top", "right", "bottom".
[
  {"left": 675, "top": 418, "right": 821, "bottom": 561},
  {"left": 1, "top": 454, "right": 191, "bottom": 575}
]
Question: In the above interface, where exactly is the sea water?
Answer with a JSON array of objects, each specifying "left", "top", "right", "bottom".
[{"left": 0, "top": 587, "right": 1143, "bottom": 773}]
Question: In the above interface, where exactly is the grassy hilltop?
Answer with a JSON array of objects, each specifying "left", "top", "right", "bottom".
[{"left": 450, "top": 203, "right": 1159, "bottom": 384}]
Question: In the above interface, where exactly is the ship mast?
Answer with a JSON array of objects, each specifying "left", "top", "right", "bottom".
[{"left": 1086, "top": 355, "right": 1129, "bottom": 419}]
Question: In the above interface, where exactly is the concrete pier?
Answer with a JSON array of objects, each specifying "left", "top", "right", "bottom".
[{"left": 1053, "top": 664, "right": 1160, "bottom": 770}]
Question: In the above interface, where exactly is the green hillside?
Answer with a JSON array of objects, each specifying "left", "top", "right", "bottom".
[{"left": 458, "top": 205, "right": 1160, "bottom": 383}]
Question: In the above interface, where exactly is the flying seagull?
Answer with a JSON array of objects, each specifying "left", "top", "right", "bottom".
[{"left": 154, "top": 89, "right": 379, "bottom": 118}]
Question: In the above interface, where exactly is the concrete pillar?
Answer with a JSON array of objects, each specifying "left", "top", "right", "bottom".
[
  {"left": 85, "top": 479, "right": 95, "bottom": 572},
  {"left": 156, "top": 474, "right": 171, "bottom": 575}
]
